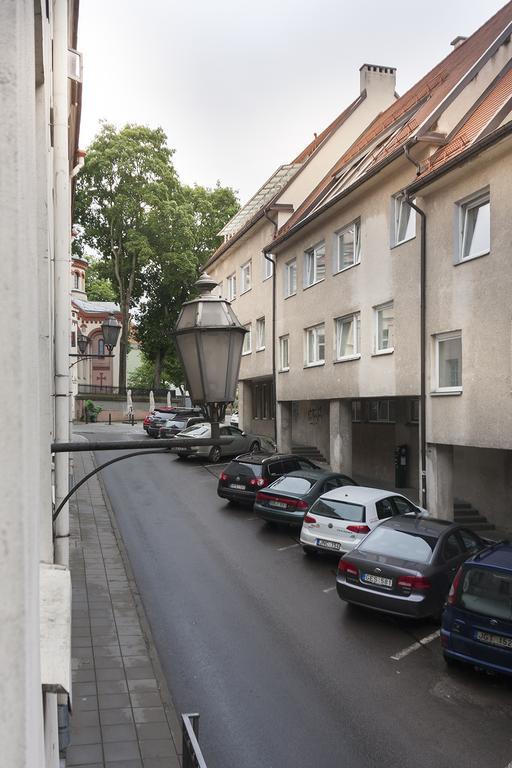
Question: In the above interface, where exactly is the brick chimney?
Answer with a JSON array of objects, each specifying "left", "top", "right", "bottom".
[{"left": 360, "top": 64, "right": 397, "bottom": 100}]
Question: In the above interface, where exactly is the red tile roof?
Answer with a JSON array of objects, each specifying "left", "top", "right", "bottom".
[{"left": 271, "top": 1, "right": 512, "bottom": 246}]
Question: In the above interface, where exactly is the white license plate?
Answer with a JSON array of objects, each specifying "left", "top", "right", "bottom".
[
  {"left": 475, "top": 630, "right": 512, "bottom": 649},
  {"left": 229, "top": 483, "right": 245, "bottom": 490},
  {"left": 316, "top": 539, "right": 341, "bottom": 551},
  {"left": 176, "top": 447, "right": 188, "bottom": 453},
  {"left": 362, "top": 573, "right": 393, "bottom": 588},
  {"left": 270, "top": 501, "right": 288, "bottom": 509}
]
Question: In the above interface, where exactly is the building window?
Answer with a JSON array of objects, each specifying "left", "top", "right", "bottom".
[
  {"left": 458, "top": 190, "right": 490, "bottom": 262},
  {"left": 334, "top": 220, "right": 361, "bottom": 272},
  {"left": 98, "top": 338, "right": 105, "bottom": 357},
  {"left": 392, "top": 195, "right": 415, "bottom": 246},
  {"left": 240, "top": 261, "right": 252, "bottom": 294},
  {"left": 374, "top": 302, "right": 394, "bottom": 354},
  {"left": 434, "top": 331, "right": 462, "bottom": 392},
  {"left": 71, "top": 331, "right": 76, "bottom": 348},
  {"left": 369, "top": 399, "right": 396, "bottom": 422},
  {"left": 279, "top": 335, "right": 289, "bottom": 371},
  {"left": 253, "top": 381, "right": 275, "bottom": 420},
  {"left": 410, "top": 399, "right": 420, "bottom": 423},
  {"left": 227, "top": 273, "right": 236, "bottom": 301},
  {"left": 303, "top": 241, "right": 326, "bottom": 287},
  {"left": 335, "top": 313, "right": 361, "bottom": 361},
  {"left": 256, "top": 317, "right": 265, "bottom": 350},
  {"left": 285, "top": 258, "right": 297, "bottom": 297},
  {"left": 305, "top": 323, "right": 325, "bottom": 367},
  {"left": 242, "top": 324, "right": 252, "bottom": 355},
  {"left": 352, "top": 400, "right": 362, "bottom": 422},
  {"left": 263, "top": 254, "right": 273, "bottom": 280},
  {"left": 73, "top": 272, "right": 80, "bottom": 289}
]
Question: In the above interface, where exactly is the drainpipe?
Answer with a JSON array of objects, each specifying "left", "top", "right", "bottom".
[
  {"left": 263, "top": 208, "right": 277, "bottom": 445},
  {"left": 53, "top": 0, "right": 71, "bottom": 566}
]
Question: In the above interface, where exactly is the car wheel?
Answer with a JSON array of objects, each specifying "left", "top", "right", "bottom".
[
  {"left": 209, "top": 446, "right": 221, "bottom": 463},
  {"left": 249, "top": 441, "right": 260, "bottom": 453},
  {"left": 302, "top": 546, "right": 318, "bottom": 556}
]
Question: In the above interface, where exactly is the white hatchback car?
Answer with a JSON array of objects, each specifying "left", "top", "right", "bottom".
[{"left": 300, "top": 486, "right": 425, "bottom": 556}]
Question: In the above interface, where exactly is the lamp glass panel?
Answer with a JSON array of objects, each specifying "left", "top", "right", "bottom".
[
  {"left": 175, "top": 333, "right": 205, "bottom": 401},
  {"left": 197, "top": 331, "right": 231, "bottom": 401}
]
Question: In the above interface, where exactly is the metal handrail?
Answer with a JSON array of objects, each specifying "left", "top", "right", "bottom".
[{"left": 182, "top": 713, "right": 208, "bottom": 768}]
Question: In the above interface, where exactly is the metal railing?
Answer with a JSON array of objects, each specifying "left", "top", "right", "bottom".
[
  {"left": 77, "top": 384, "right": 182, "bottom": 399},
  {"left": 182, "top": 713, "right": 208, "bottom": 768}
]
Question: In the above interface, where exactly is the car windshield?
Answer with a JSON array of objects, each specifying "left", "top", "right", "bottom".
[
  {"left": 459, "top": 567, "right": 512, "bottom": 621},
  {"left": 311, "top": 499, "right": 364, "bottom": 522},
  {"left": 180, "top": 425, "right": 209, "bottom": 436},
  {"left": 358, "top": 527, "right": 437, "bottom": 563},
  {"left": 269, "top": 476, "right": 314, "bottom": 495}
]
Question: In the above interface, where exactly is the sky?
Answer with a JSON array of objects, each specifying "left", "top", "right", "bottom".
[{"left": 78, "top": 0, "right": 506, "bottom": 205}]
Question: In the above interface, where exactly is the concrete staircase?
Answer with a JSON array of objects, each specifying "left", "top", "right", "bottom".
[
  {"left": 454, "top": 499, "right": 495, "bottom": 532},
  {"left": 292, "top": 444, "right": 328, "bottom": 464}
]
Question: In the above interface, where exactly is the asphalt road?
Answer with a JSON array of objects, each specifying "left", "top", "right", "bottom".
[{"left": 90, "top": 434, "right": 512, "bottom": 768}]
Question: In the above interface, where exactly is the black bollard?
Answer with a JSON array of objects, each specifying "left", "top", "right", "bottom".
[{"left": 109, "top": 412, "right": 112, "bottom": 425}]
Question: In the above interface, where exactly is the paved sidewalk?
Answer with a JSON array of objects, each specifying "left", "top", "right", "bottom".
[{"left": 68, "top": 448, "right": 182, "bottom": 767}]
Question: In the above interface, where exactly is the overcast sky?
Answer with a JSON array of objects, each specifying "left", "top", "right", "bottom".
[{"left": 78, "top": 0, "right": 506, "bottom": 204}]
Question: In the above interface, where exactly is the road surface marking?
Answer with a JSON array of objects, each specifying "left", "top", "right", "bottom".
[
  {"left": 391, "top": 629, "right": 441, "bottom": 661},
  {"left": 277, "top": 543, "right": 300, "bottom": 552},
  {"left": 323, "top": 586, "right": 336, "bottom": 593}
]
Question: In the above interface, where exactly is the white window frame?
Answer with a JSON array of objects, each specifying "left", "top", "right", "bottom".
[
  {"left": 374, "top": 301, "right": 394, "bottom": 355},
  {"left": 256, "top": 317, "right": 265, "bottom": 351},
  {"left": 457, "top": 188, "right": 490, "bottom": 263},
  {"left": 392, "top": 195, "right": 416, "bottom": 246},
  {"left": 242, "top": 324, "right": 252, "bottom": 355},
  {"left": 284, "top": 258, "right": 297, "bottom": 297},
  {"left": 240, "top": 261, "right": 252, "bottom": 294},
  {"left": 262, "top": 254, "right": 274, "bottom": 281},
  {"left": 334, "top": 312, "right": 361, "bottom": 362},
  {"left": 334, "top": 219, "right": 361, "bottom": 273},
  {"left": 279, "top": 335, "right": 289, "bottom": 372},
  {"left": 303, "top": 241, "right": 326, "bottom": 288},
  {"left": 226, "top": 273, "right": 236, "bottom": 301},
  {"left": 304, "top": 323, "right": 325, "bottom": 367},
  {"left": 433, "top": 331, "right": 462, "bottom": 393}
]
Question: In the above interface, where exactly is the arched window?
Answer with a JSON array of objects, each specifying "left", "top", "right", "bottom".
[
  {"left": 98, "top": 338, "right": 105, "bottom": 357},
  {"left": 73, "top": 272, "right": 79, "bottom": 289}
]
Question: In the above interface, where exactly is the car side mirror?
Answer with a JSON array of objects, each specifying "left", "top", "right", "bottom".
[{"left": 241, "top": 431, "right": 246, "bottom": 436}]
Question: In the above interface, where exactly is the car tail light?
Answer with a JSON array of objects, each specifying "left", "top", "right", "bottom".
[
  {"left": 220, "top": 472, "right": 228, "bottom": 482},
  {"left": 303, "top": 514, "right": 317, "bottom": 524},
  {"left": 249, "top": 477, "right": 268, "bottom": 487},
  {"left": 397, "top": 575, "right": 432, "bottom": 591},
  {"left": 346, "top": 524, "right": 371, "bottom": 534},
  {"left": 338, "top": 559, "right": 359, "bottom": 578},
  {"left": 447, "top": 567, "right": 462, "bottom": 605},
  {"left": 296, "top": 500, "right": 309, "bottom": 511}
]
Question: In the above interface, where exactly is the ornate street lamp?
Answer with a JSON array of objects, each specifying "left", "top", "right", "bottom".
[
  {"left": 101, "top": 313, "right": 122, "bottom": 353},
  {"left": 174, "top": 273, "right": 246, "bottom": 425}
]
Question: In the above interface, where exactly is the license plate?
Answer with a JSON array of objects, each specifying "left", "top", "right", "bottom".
[
  {"left": 475, "top": 630, "right": 512, "bottom": 649},
  {"left": 362, "top": 573, "right": 393, "bottom": 588},
  {"left": 229, "top": 483, "right": 245, "bottom": 490},
  {"left": 270, "top": 501, "right": 288, "bottom": 509},
  {"left": 316, "top": 539, "right": 341, "bottom": 551},
  {"left": 176, "top": 447, "right": 188, "bottom": 453}
]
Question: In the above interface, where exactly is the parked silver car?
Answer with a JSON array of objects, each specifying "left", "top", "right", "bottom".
[{"left": 171, "top": 422, "right": 261, "bottom": 463}]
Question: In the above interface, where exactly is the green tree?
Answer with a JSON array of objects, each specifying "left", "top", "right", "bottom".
[
  {"left": 84, "top": 258, "right": 116, "bottom": 302},
  {"left": 74, "top": 122, "right": 181, "bottom": 393},
  {"left": 127, "top": 355, "right": 156, "bottom": 389}
]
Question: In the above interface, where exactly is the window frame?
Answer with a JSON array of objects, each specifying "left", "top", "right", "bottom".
[
  {"left": 304, "top": 323, "right": 326, "bottom": 368},
  {"left": 392, "top": 195, "right": 416, "bottom": 247},
  {"left": 334, "top": 218, "right": 361, "bottom": 274},
  {"left": 457, "top": 188, "right": 490, "bottom": 264},
  {"left": 334, "top": 312, "right": 361, "bottom": 362},
  {"left": 242, "top": 323, "right": 252, "bottom": 355},
  {"left": 279, "top": 335, "right": 290, "bottom": 372},
  {"left": 303, "top": 241, "right": 326, "bottom": 288},
  {"left": 262, "top": 254, "right": 273, "bottom": 281},
  {"left": 284, "top": 258, "right": 297, "bottom": 298},
  {"left": 226, "top": 273, "right": 236, "bottom": 301},
  {"left": 240, "top": 261, "right": 252, "bottom": 294},
  {"left": 433, "top": 330, "right": 462, "bottom": 394},
  {"left": 374, "top": 301, "right": 394, "bottom": 355},
  {"left": 256, "top": 317, "right": 265, "bottom": 351}
]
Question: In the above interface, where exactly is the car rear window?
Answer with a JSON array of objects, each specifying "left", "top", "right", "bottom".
[
  {"left": 269, "top": 476, "right": 314, "bottom": 494},
  {"left": 180, "top": 425, "right": 209, "bottom": 436},
  {"left": 228, "top": 462, "right": 262, "bottom": 478},
  {"left": 459, "top": 567, "right": 512, "bottom": 621},
  {"left": 311, "top": 499, "right": 364, "bottom": 522},
  {"left": 358, "top": 528, "right": 437, "bottom": 563}
]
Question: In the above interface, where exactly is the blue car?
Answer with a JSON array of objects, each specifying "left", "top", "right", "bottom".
[{"left": 441, "top": 541, "right": 512, "bottom": 677}]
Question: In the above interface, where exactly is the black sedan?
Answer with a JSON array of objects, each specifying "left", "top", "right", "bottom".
[
  {"left": 336, "top": 516, "right": 486, "bottom": 619},
  {"left": 254, "top": 470, "right": 357, "bottom": 525}
]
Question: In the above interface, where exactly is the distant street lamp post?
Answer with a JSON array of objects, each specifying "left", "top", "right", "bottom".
[
  {"left": 69, "top": 313, "right": 122, "bottom": 367},
  {"left": 173, "top": 273, "right": 247, "bottom": 436}
]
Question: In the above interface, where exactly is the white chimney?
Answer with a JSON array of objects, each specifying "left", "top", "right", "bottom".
[
  {"left": 450, "top": 36, "right": 467, "bottom": 49},
  {"left": 360, "top": 64, "right": 397, "bottom": 100}
]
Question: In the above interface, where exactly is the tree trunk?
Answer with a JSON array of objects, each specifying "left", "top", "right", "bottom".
[
  {"left": 153, "top": 348, "right": 162, "bottom": 390},
  {"left": 118, "top": 298, "right": 130, "bottom": 395}
]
